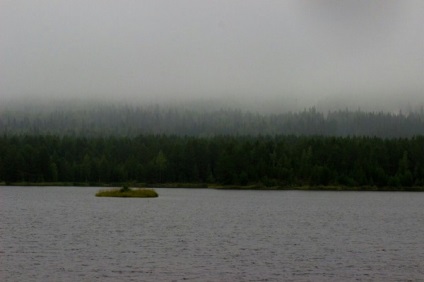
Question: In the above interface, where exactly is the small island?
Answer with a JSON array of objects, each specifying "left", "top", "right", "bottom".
[{"left": 95, "top": 185, "right": 158, "bottom": 198}]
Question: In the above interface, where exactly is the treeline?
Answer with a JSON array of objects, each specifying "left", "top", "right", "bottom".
[
  {"left": 1, "top": 134, "right": 423, "bottom": 188},
  {"left": 1, "top": 105, "right": 424, "bottom": 137}
]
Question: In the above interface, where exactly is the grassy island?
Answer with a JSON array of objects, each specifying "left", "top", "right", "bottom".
[{"left": 96, "top": 186, "right": 158, "bottom": 198}]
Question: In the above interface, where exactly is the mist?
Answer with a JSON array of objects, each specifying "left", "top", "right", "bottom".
[{"left": 1, "top": 0, "right": 423, "bottom": 112}]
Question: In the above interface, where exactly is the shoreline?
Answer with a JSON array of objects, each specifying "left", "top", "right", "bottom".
[{"left": 2, "top": 182, "right": 424, "bottom": 191}]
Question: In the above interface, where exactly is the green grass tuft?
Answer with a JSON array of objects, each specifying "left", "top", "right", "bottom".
[{"left": 95, "top": 188, "right": 158, "bottom": 198}]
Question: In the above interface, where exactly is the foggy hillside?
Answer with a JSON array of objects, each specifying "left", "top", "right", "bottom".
[
  {"left": 0, "top": 1, "right": 422, "bottom": 137},
  {"left": 1, "top": 100, "right": 423, "bottom": 138}
]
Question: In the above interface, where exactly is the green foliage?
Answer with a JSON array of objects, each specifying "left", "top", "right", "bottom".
[
  {"left": 96, "top": 188, "right": 158, "bottom": 198},
  {"left": 120, "top": 184, "right": 130, "bottom": 192},
  {"left": 1, "top": 134, "right": 424, "bottom": 188}
]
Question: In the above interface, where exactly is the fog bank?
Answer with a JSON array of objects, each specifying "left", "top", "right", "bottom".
[{"left": 1, "top": 1, "right": 423, "bottom": 111}]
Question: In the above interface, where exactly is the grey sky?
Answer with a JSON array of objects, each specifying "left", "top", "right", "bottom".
[{"left": 1, "top": 0, "right": 423, "bottom": 107}]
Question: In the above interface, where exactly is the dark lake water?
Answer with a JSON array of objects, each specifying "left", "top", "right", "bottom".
[{"left": 1, "top": 186, "right": 424, "bottom": 281}]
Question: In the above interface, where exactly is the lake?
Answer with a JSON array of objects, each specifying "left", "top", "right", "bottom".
[{"left": 1, "top": 186, "right": 423, "bottom": 281}]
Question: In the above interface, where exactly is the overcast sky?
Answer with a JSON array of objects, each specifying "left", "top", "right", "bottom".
[{"left": 1, "top": 0, "right": 423, "bottom": 108}]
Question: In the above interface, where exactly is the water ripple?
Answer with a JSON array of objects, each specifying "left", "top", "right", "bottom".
[{"left": 1, "top": 187, "right": 424, "bottom": 281}]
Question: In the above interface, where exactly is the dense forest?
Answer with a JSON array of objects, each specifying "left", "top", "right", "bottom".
[
  {"left": 1, "top": 135, "right": 423, "bottom": 188},
  {"left": 1, "top": 103, "right": 424, "bottom": 188},
  {"left": 1, "top": 104, "right": 424, "bottom": 138}
]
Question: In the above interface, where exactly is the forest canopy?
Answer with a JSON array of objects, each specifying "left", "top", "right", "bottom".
[
  {"left": 1, "top": 104, "right": 424, "bottom": 138},
  {"left": 1, "top": 134, "right": 423, "bottom": 188},
  {"left": 1, "top": 103, "right": 424, "bottom": 188}
]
